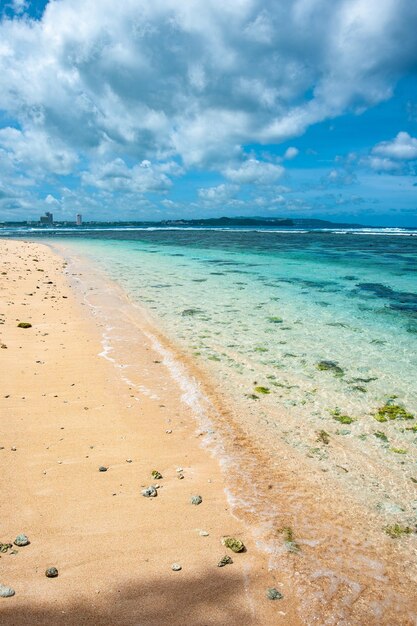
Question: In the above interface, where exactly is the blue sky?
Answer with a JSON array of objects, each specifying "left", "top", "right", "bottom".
[{"left": 0, "top": 0, "right": 416, "bottom": 225}]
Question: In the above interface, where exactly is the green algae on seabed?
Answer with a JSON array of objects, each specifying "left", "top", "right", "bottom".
[
  {"left": 390, "top": 447, "right": 407, "bottom": 454},
  {"left": 245, "top": 393, "right": 260, "bottom": 400},
  {"left": 278, "top": 526, "right": 300, "bottom": 553},
  {"left": 151, "top": 470, "right": 163, "bottom": 479},
  {"left": 317, "top": 430, "right": 330, "bottom": 445},
  {"left": 254, "top": 386, "right": 270, "bottom": 395},
  {"left": 330, "top": 408, "right": 355, "bottom": 424},
  {"left": 384, "top": 524, "right": 414, "bottom": 538},
  {"left": 316, "top": 360, "right": 344, "bottom": 376},
  {"left": 267, "top": 316, "right": 283, "bottom": 323},
  {"left": 374, "top": 431, "right": 388, "bottom": 442},
  {"left": 374, "top": 403, "right": 415, "bottom": 422}
]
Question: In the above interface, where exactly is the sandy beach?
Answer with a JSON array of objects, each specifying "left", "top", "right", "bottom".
[{"left": 0, "top": 238, "right": 300, "bottom": 625}]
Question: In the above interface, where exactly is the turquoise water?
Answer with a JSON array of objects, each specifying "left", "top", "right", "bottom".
[{"left": 40, "top": 229, "right": 417, "bottom": 414}]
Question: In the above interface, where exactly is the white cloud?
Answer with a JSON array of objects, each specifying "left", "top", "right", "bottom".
[
  {"left": 365, "top": 132, "right": 417, "bottom": 173},
  {"left": 11, "top": 0, "right": 28, "bottom": 15},
  {"left": 0, "top": 0, "right": 415, "bottom": 174},
  {"left": 368, "top": 156, "right": 403, "bottom": 172},
  {"left": 82, "top": 158, "right": 173, "bottom": 193},
  {"left": 283, "top": 147, "right": 299, "bottom": 160},
  {"left": 323, "top": 168, "right": 357, "bottom": 186},
  {"left": 45, "top": 194, "right": 60, "bottom": 206},
  {"left": 224, "top": 159, "right": 284, "bottom": 184},
  {"left": 372, "top": 131, "right": 417, "bottom": 161},
  {"left": 0, "top": 127, "right": 78, "bottom": 175},
  {"left": 198, "top": 183, "right": 239, "bottom": 203}
]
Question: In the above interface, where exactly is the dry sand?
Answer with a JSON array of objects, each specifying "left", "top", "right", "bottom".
[{"left": 0, "top": 239, "right": 299, "bottom": 624}]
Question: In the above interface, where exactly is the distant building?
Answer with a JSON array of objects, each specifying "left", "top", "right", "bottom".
[
  {"left": 76, "top": 213, "right": 82, "bottom": 226},
  {"left": 40, "top": 212, "right": 53, "bottom": 225}
]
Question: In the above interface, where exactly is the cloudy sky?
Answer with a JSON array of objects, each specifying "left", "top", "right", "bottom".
[{"left": 0, "top": 0, "right": 417, "bottom": 225}]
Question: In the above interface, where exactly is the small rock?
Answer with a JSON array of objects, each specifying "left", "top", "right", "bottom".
[
  {"left": 199, "top": 530, "right": 209, "bottom": 537},
  {"left": 98, "top": 466, "right": 108, "bottom": 472},
  {"left": 177, "top": 474, "right": 184, "bottom": 480},
  {"left": 45, "top": 567, "right": 58, "bottom": 578},
  {"left": 126, "top": 458, "right": 132, "bottom": 463},
  {"left": 165, "top": 429, "right": 172, "bottom": 434},
  {"left": 176, "top": 468, "right": 183, "bottom": 473},
  {"left": 171, "top": 563, "right": 182, "bottom": 571},
  {"left": 14, "top": 534, "right": 30, "bottom": 547},
  {"left": 190, "top": 495, "right": 202, "bottom": 505},
  {"left": 0, "top": 583, "right": 15, "bottom": 597},
  {"left": 142, "top": 486, "right": 157, "bottom": 498},
  {"left": 11, "top": 447, "right": 16, "bottom": 452},
  {"left": 217, "top": 555, "right": 233, "bottom": 567},
  {"left": 222, "top": 537, "right": 245, "bottom": 553},
  {"left": 151, "top": 470, "right": 163, "bottom": 480},
  {"left": 266, "top": 588, "right": 283, "bottom": 600}
]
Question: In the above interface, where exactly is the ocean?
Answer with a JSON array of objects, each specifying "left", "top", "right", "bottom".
[{"left": 3, "top": 225, "right": 417, "bottom": 622}]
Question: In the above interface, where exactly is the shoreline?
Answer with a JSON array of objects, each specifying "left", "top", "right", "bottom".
[
  {"left": 0, "top": 239, "right": 288, "bottom": 625},
  {"left": 54, "top": 238, "right": 417, "bottom": 625}
]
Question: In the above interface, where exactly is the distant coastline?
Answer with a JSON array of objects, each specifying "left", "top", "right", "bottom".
[{"left": 0, "top": 215, "right": 396, "bottom": 229}]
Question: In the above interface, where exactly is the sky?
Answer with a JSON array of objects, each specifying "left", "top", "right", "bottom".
[{"left": 0, "top": 0, "right": 416, "bottom": 225}]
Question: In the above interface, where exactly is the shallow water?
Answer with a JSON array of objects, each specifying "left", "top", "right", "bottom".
[{"left": 5, "top": 227, "right": 417, "bottom": 623}]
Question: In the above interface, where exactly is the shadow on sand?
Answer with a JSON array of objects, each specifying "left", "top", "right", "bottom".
[{"left": 1, "top": 569, "right": 255, "bottom": 626}]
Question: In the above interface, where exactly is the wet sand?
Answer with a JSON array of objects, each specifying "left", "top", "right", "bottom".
[{"left": 0, "top": 239, "right": 296, "bottom": 625}]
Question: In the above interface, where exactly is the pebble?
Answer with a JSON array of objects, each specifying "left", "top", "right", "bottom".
[
  {"left": 11, "top": 447, "right": 16, "bottom": 452},
  {"left": 98, "top": 466, "right": 108, "bottom": 472},
  {"left": 176, "top": 468, "right": 183, "bottom": 473},
  {"left": 165, "top": 429, "right": 172, "bottom": 434},
  {"left": 222, "top": 537, "right": 245, "bottom": 553},
  {"left": 14, "top": 534, "right": 30, "bottom": 547},
  {"left": 126, "top": 459, "right": 132, "bottom": 463},
  {"left": 0, "top": 584, "right": 15, "bottom": 597},
  {"left": 45, "top": 567, "right": 59, "bottom": 578},
  {"left": 266, "top": 588, "right": 283, "bottom": 600},
  {"left": 199, "top": 530, "right": 209, "bottom": 537},
  {"left": 171, "top": 563, "right": 182, "bottom": 571},
  {"left": 217, "top": 555, "right": 233, "bottom": 567},
  {"left": 142, "top": 486, "right": 157, "bottom": 498},
  {"left": 190, "top": 495, "right": 202, "bottom": 505}
]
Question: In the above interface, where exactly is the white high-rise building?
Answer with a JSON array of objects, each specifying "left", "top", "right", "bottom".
[{"left": 76, "top": 214, "right": 82, "bottom": 226}]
